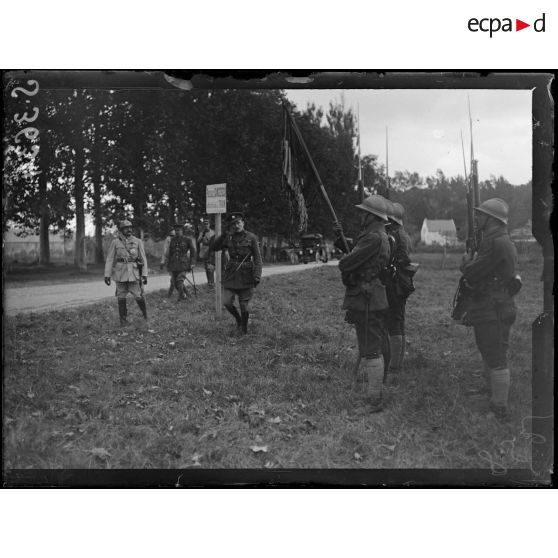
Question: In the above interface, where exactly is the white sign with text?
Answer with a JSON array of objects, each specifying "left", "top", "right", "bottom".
[{"left": 206, "top": 183, "right": 227, "bottom": 214}]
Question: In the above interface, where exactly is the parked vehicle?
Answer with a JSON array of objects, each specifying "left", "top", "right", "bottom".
[{"left": 298, "top": 233, "right": 328, "bottom": 264}]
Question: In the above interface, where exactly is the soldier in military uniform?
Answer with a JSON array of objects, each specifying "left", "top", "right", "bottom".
[
  {"left": 384, "top": 201, "right": 415, "bottom": 385},
  {"left": 336, "top": 195, "right": 391, "bottom": 413},
  {"left": 197, "top": 218, "right": 216, "bottom": 290},
  {"left": 459, "top": 198, "right": 519, "bottom": 418},
  {"left": 165, "top": 222, "right": 197, "bottom": 301},
  {"left": 160, "top": 229, "right": 176, "bottom": 298},
  {"left": 104, "top": 219, "right": 148, "bottom": 325},
  {"left": 212, "top": 212, "right": 262, "bottom": 334}
]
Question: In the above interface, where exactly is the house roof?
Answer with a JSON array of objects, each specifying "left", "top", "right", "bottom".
[{"left": 422, "top": 219, "right": 457, "bottom": 233}]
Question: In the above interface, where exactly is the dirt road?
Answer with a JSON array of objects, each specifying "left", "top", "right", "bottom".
[{"left": 4, "top": 261, "right": 337, "bottom": 316}]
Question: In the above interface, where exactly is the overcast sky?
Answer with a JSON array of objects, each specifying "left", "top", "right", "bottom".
[{"left": 286, "top": 89, "right": 532, "bottom": 186}]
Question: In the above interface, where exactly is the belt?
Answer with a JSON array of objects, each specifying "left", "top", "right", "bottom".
[{"left": 116, "top": 257, "right": 135, "bottom": 263}]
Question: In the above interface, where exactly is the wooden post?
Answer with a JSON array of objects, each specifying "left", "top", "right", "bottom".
[{"left": 215, "top": 213, "right": 222, "bottom": 317}]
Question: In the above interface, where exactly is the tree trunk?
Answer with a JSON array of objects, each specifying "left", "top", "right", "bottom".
[
  {"left": 38, "top": 150, "right": 50, "bottom": 265},
  {"left": 74, "top": 143, "right": 87, "bottom": 271}
]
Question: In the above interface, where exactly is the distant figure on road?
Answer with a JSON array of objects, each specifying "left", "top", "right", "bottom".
[
  {"left": 160, "top": 229, "right": 176, "bottom": 298},
  {"left": 165, "top": 222, "right": 197, "bottom": 302},
  {"left": 459, "top": 198, "right": 520, "bottom": 419},
  {"left": 197, "top": 218, "right": 216, "bottom": 290},
  {"left": 104, "top": 219, "right": 148, "bottom": 326},
  {"left": 213, "top": 212, "right": 262, "bottom": 334},
  {"left": 335, "top": 195, "right": 390, "bottom": 413}
]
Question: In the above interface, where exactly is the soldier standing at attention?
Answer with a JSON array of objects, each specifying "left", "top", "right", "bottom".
[
  {"left": 104, "top": 219, "right": 148, "bottom": 326},
  {"left": 460, "top": 198, "right": 519, "bottom": 419},
  {"left": 166, "top": 222, "right": 197, "bottom": 302},
  {"left": 160, "top": 228, "right": 176, "bottom": 298},
  {"left": 197, "top": 218, "right": 216, "bottom": 290},
  {"left": 212, "top": 213, "right": 262, "bottom": 334},
  {"left": 384, "top": 201, "right": 415, "bottom": 385},
  {"left": 336, "top": 195, "right": 391, "bottom": 413}
]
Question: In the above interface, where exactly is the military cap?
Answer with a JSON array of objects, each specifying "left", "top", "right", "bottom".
[
  {"left": 475, "top": 198, "right": 509, "bottom": 225},
  {"left": 119, "top": 219, "right": 133, "bottom": 229},
  {"left": 355, "top": 195, "right": 388, "bottom": 221},
  {"left": 227, "top": 212, "right": 244, "bottom": 224}
]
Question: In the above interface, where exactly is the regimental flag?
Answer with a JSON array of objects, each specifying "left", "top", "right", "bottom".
[{"left": 282, "top": 104, "right": 309, "bottom": 233}]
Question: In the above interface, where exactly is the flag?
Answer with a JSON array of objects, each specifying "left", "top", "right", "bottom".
[{"left": 282, "top": 104, "right": 309, "bottom": 232}]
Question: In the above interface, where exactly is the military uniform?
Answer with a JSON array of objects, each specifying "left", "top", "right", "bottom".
[
  {"left": 213, "top": 213, "right": 262, "bottom": 333},
  {"left": 337, "top": 195, "right": 391, "bottom": 412},
  {"left": 459, "top": 198, "right": 519, "bottom": 417},
  {"left": 161, "top": 230, "right": 176, "bottom": 297},
  {"left": 384, "top": 202, "right": 416, "bottom": 382},
  {"left": 104, "top": 220, "right": 148, "bottom": 325},
  {"left": 166, "top": 229, "right": 197, "bottom": 300},
  {"left": 197, "top": 223, "right": 216, "bottom": 288}
]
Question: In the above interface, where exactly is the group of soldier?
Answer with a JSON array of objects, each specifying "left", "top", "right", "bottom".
[{"left": 104, "top": 194, "right": 519, "bottom": 418}]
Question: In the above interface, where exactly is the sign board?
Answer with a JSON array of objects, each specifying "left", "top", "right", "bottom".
[{"left": 206, "top": 183, "right": 227, "bottom": 214}]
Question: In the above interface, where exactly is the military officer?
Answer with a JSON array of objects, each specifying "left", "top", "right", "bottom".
[
  {"left": 337, "top": 195, "right": 391, "bottom": 413},
  {"left": 384, "top": 201, "right": 415, "bottom": 385},
  {"left": 197, "top": 218, "right": 216, "bottom": 289},
  {"left": 165, "top": 222, "right": 197, "bottom": 301},
  {"left": 460, "top": 198, "right": 519, "bottom": 419},
  {"left": 212, "top": 212, "right": 262, "bottom": 334},
  {"left": 104, "top": 219, "right": 148, "bottom": 325}
]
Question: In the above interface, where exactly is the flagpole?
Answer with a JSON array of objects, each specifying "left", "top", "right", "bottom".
[
  {"left": 283, "top": 102, "right": 350, "bottom": 253},
  {"left": 385, "top": 125, "right": 390, "bottom": 199},
  {"left": 357, "top": 104, "right": 364, "bottom": 203}
]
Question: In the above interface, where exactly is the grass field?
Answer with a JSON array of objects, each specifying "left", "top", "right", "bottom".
[{"left": 3, "top": 249, "right": 544, "bottom": 473}]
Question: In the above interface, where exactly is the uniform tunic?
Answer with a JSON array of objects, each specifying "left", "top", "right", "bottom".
[
  {"left": 338, "top": 223, "right": 390, "bottom": 358},
  {"left": 105, "top": 233, "right": 148, "bottom": 295},
  {"left": 385, "top": 224, "right": 413, "bottom": 335},
  {"left": 460, "top": 224, "right": 518, "bottom": 368},
  {"left": 213, "top": 230, "right": 262, "bottom": 293},
  {"left": 166, "top": 235, "right": 197, "bottom": 290}
]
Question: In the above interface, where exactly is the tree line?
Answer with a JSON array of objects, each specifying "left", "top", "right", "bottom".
[{"left": 3, "top": 84, "right": 531, "bottom": 267}]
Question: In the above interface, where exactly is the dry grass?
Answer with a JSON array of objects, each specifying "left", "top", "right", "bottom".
[{"left": 3, "top": 249, "right": 543, "bottom": 473}]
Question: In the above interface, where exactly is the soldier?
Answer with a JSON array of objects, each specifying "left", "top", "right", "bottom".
[
  {"left": 460, "top": 198, "right": 519, "bottom": 419},
  {"left": 212, "top": 212, "right": 262, "bottom": 334},
  {"left": 165, "top": 222, "right": 197, "bottom": 301},
  {"left": 104, "top": 219, "right": 148, "bottom": 326},
  {"left": 160, "top": 229, "right": 176, "bottom": 298},
  {"left": 197, "top": 218, "right": 216, "bottom": 290},
  {"left": 384, "top": 201, "right": 415, "bottom": 385},
  {"left": 336, "top": 195, "right": 391, "bottom": 413}
]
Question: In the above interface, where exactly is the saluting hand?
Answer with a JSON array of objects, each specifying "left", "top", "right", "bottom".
[{"left": 104, "top": 277, "right": 111, "bottom": 286}]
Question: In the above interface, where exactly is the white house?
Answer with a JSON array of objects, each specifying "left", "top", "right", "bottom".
[{"left": 421, "top": 219, "right": 458, "bottom": 246}]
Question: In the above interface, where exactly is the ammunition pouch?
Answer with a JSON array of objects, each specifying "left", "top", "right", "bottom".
[{"left": 507, "top": 275, "right": 522, "bottom": 297}]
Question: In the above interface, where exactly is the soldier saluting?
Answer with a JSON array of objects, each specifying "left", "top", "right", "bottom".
[
  {"left": 104, "top": 219, "right": 148, "bottom": 326},
  {"left": 336, "top": 195, "right": 391, "bottom": 413},
  {"left": 459, "top": 198, "right": 520, "bottom": 419},
  {"left": 212, "top": 212, "right": 262, "bottom": 334}
]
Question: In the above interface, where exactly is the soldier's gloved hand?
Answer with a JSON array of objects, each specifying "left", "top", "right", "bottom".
[
  {"left": 142, "top": 276, "right": 148, "bottom": 285},
  {"left": 333, "top": 222, "right": 343, "bottom": 236},
  {"left": 254, "top": 277, "right": 261, "bottom": 288},
  {"left": 104, "top": 277, "right": 111, "bottom": 286}
]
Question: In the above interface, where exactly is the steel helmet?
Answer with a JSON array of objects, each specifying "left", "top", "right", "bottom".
[
  {"left": 474, "top": 198, "right": 509, "bottom": 225},
  {"left": 119, "top": 219, "right": 133, "bottom": 230},
  {"left": 355, "top": 195, "right": 388, "bottom": 221},
  {"left": 392, "top": 202, "right": 405, "bottom": 225}
]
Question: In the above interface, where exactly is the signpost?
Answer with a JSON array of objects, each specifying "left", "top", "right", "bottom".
[{"left": 206, "top": 184, "right": 226, "bottom": 317}]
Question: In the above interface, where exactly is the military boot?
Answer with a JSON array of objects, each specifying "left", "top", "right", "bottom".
[
  {"left": 241, "top": 311, "right": 250, "bottom": 334},
  {"left": 167, "top": 283, "right": 174, "bottom": 298},
  {"left": 225, "top": 305, "right": 242, "bottom": 331},
  {"left": 136, "top": 297, "right": 148, "bottom": 320},
  {"left": 489, "top": 368, "right": 510, "bottom": 419},
  {"left": 363, "top": 357, "right": 385, "bottom": 413},
  {"left": 386, "top": 335, "right": 403, "bottom": 387},
  {"left": 118, "top": 299, "right": 128, "bottom": 326}
]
